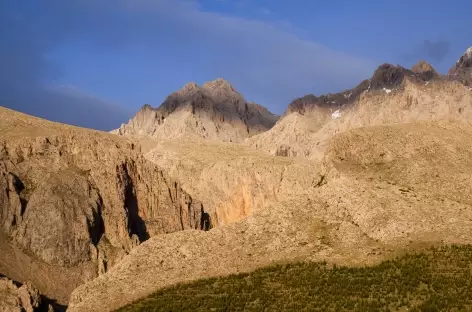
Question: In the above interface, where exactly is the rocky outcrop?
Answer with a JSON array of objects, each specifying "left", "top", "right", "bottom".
[
  {"left": 0, "top": 106, "right": 207, "bottom": 303},
  {"left": 285, "top": 62, "right": 441, "bottom": 118},
  {"left": 114, "top": 78, "right": 278, "bottom": 142},
  {"left": 13, "top": 170, "right": 103, "bottom": 267},
  {"left": 0, "top": 277, "right": 45, "bottom": 312},
  {"left": 448, "top": 47, "right": 472, "bottom": 87}
]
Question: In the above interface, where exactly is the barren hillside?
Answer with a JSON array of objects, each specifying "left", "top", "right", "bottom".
[{"left": 69, "top": 121, "right": 472, "bottom": 311}]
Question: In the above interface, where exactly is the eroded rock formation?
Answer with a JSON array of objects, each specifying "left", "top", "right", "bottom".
[{"left": 0, "top": 277, "right": 45, "bottom": 312}]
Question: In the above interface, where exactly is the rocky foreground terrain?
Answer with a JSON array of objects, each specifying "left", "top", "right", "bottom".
[{"left": 1, "top": 47, "right": 472, "bottom": 311}]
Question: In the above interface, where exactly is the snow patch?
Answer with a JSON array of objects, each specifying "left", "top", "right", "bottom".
[
  {"left": 382, "top": 88, "right": 392, "bottom": 94},
  {"left": 331, "top": 109, "right": 342, "bottom": 119}
]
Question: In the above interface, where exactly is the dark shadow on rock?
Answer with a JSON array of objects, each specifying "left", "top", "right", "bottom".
[
  {"left": 122, "top": 163, "right": 149, "bottom": 242},
  {"left": 200, "top": 205, "right": 212, "bottom": 231},
  {"left": 38, "top": 297, "right": 67, "bottom": 312},
  {"left": 88, "top": 188, "right": 105, "bottom": 246}
]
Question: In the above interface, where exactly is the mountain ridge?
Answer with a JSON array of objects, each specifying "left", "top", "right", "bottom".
[{"left": 114, "top": 78, "right": 279, "bottom": 142}]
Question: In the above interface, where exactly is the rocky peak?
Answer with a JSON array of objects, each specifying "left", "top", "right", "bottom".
[
  {"left": 114, "top": 78, "right": 278, "bottom": 141},
  {"left": 369, "top": 64, "right": 412, "bottom": 90},
  {"left": 411, "top": 60, "right": 436, "bottom": 73},
  {"left": 455, "top": 47, "right": 472, "bottom": 68},
  {"left": 179, "top": 82, "right": 201, "bottom": 95},
  {"left": 137, "top": 104, "right": 156, "bottom": 112},
  {"left": 202, "top": 78, "right": 235, "bottom": 92},
  {"left": 448, "top": 46, "right": 472, "bottom": 87}
]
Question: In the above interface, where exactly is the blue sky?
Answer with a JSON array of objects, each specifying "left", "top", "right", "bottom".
[{"left": 1, "top": 0, "right": 471, "bottom": 130}]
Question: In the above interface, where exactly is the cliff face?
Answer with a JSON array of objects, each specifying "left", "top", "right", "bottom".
[
  {"left": 115, "top": 78, "right": 278, "bottom": 142},
  {"left": 0, "top": 106, "right": 206, "bottom": 303}
]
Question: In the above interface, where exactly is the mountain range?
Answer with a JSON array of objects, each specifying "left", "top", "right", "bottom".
[{"left": 0, "top": 47, "right": 471, "bottom": 311}]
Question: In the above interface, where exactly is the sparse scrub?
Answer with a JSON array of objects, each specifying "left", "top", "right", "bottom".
[{"left": 117, "top": 245, "right": 472, "bottom": 312}]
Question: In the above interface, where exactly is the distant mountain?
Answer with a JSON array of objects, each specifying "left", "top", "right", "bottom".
[
  {"left": 285, "top": 61, "right": 439, "bottom": 117},
  {"left": 114, "top": 78, "right": 279, "bottom": 142},
  {"left": 246, "top": 52, "right": 472, "bottom": 159}
]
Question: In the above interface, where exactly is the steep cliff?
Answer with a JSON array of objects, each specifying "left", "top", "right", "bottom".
[{"left": 0, "top": 106, "right": 207, "bottom": 303}]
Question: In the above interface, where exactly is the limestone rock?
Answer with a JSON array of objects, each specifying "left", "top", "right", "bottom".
[
  {"left": 114, "top": 78, "right": 278, "bottom": 142},
  {"left": 0, "top": 106, "right": 207, "bottom": 303},
  {"left": 13, "top": 170, "right": 103, "bottom": 266},
  {"left": 0, "top": 278, "right": 41, "bottom": 312},
  {"left": 411, "top": 60, "right": 437, "bottom": 74}
]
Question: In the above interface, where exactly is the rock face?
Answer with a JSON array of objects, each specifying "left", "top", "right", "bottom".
[
  {"left": 0, "top": 277, "right": 42, "bottom": 312},
  {"left": 13, "top": 170, "right": 103, "bottom": 267},
  {"left": 0, "top": 106, "right": 207, "bottom": 303},
  {"left": 114, "top": 78, "right": 278, "bottom": 142},
  {"left": 449, "top": 47, "right": 472, "bottom": 87}
]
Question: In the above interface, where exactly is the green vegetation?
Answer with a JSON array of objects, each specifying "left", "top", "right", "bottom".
[{"left": 117, "top": 245, "right": 472, "bottom": 312}]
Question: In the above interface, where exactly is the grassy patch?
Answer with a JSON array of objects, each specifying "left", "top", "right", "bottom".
[{"left": 117, "top": 245, "right": 472, "bottom": 312}]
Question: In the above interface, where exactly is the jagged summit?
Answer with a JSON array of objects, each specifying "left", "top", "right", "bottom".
[
  {"left": 202, "top": 78, "right": 236, "bottom": 92},
  {"left": 285, "top": 62, "right": 441, "bottom": 117},
  {"left": 114, "top": 78, "right": 278, "bottom": 141},
  {"left": 411, "top": 60, "right": 436, "bottom": 73},
  {"left": 448, "top": 46, "right": 472, "bottom": 87},
  {"left": 450, "top": 46, "right": 472, "bottom": 70},
  {"left": 180, "top": 82, "right": 200, "bottom": 92},
  {"left": 456, "top": 47, "right": 472, "bottom": 67}
]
